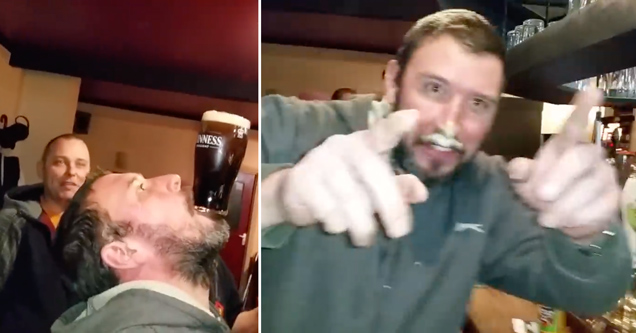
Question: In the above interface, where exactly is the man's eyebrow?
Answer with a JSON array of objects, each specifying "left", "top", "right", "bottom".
[
  {"left": 419, "top": 73, "right": 450, "bottom": 85},
  {"left": 475, "top": 93, "right": 499, "bottom": 105}
]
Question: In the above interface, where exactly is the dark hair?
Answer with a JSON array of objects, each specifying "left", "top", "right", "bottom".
[
  {"left": 53, "top": 169, "right": 116, "bottom": 301},
  {"left": 41, "top": 133, "right": 84, "bottom": 163},
  {"left": 331, "top": 88, "right": 357, "bottom": 100},
  {"left": 395, "top": 9, "right": 506, "bottom": 84}
]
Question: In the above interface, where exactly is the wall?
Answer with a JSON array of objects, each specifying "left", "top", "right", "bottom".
[
  {"left": 0, "top": 47, "right": 22, "bottom": 118},
  {"left": 76, "top": 103, "right": 259, "bottom": 279},
  {"left": 0, "top": 44, "right": 81, "bottom": 184},
  {"left": 482, "top": 97, "right": 543, "bottom": 160},
  {"left": 541, "top": 103, "right": 606, "bottom": 141},
  {"left": 262, "top": 43, "right": 391, "bottom": 97}
]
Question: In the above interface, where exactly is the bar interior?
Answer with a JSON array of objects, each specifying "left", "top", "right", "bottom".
[{"left": 263, "top": 0, "right": 636, "bottom": 331}]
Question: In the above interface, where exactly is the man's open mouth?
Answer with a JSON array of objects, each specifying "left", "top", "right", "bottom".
[{"left": 420, "top": 133, "right": 465, "bottom": 153}]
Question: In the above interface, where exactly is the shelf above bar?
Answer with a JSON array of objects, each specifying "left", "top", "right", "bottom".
[{"left": 505, "top": 0, "right": 636, "bottom": 104}]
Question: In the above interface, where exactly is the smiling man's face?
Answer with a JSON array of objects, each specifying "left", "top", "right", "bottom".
[{"left": 41, "top": 138, "right": 90, "bottom": 204}]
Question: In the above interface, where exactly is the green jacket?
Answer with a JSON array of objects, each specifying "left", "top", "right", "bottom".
[
  {"left": 51, "top": 281, "right": 229, "bottom": 333},
  {"left": 261, "top": 95, "right": 632, "bottom": 332}
]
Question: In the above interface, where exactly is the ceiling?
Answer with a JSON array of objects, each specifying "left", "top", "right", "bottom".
[
  {"left": 262, "top": 0, "right": 568, "bottom": 54},
  {"left": 0, "top": 0, "right": 259, "bottom": 128}
]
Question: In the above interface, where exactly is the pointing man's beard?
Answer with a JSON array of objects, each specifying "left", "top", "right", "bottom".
[{"left": 393, "top": 91, "right": 467, "bottom": 178}]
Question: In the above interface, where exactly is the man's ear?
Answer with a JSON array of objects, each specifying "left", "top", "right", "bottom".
[
  {"left": 101, "top": 240, "right": 144, "bottom": 271},
  {"left": 36, "top": 160, "right": 43, "bottom": 181},
  {"left": 383, "top": 60, "right": 401, "bottom": 105}
]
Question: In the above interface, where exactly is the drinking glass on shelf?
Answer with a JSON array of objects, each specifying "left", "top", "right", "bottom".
[
  {"left": 576, "top": 78, "right": 593, "bottom": 91},
  {"left": 524, "top": 19, "right": 545, "bottom": 32},
  {"left": 607, "top": 70, "right": 631, "bottom": 98},
  {"left": 597, "top": 74, "right": 611, "bottom": 95},
  {"left": 520, "top": 19, "right": 544, "bottom": 41},
  {"left": 581, "top": 0, "right": 597, "bottom": 9},
  {"left": 506, "top": 30, "right": 517, "bottom": 50},
  {"left": 514, "top": 25, "right": 524, "bottom": 44},
  {"left": 627, "top": 67, "right": 636, "bottom": 98},
  {"left": 568, "top": 0, "right": 581, "bottom": 14},
  {"left": 619, "top": 69, "right": 634, "bottom": 98}
]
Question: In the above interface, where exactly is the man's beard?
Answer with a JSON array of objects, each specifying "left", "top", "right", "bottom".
[
  {"left": 139, "top": 191, "right": 231, "bottom": 289},
  {"left": 393, "top": 90, "right": 471, "bottom": 179},
  {"left": 147, "top": 219, "right": 230, "bottom": 289}
]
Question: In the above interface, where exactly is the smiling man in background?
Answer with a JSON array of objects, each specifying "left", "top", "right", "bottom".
[
  {"left": 0, "top": 133, "right": 90, "bottom": 333},
  {"left": 260, "top": 9, "right": 631, "bottom": 333}
]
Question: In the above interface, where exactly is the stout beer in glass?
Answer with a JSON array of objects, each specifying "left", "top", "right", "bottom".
[{"left": 193, "top": 111, "right": 250, "bottom": 216}]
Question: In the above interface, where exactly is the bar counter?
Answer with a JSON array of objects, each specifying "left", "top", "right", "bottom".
[{"left": 466, "top": 286, "right": 608, "bottom": 333}]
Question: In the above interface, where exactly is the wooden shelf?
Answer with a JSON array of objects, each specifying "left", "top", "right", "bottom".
[
  {"left": 505, "top": 0, "right": 636, "bottom": 104},
  {"left": 604, "top": 96, "right": 636, "bottom": 108}
]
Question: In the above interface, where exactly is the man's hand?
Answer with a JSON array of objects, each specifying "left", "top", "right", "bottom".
[
  {"left": 262, "top": 109, "right": 429, "bottom": 246},
  {"left": 231, "top": 308, "right": 258, "bottom": 333},
  {"left": 508, "top": 89, "right": 620, "bottom": 241}
]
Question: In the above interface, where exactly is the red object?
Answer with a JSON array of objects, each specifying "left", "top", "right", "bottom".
[
  {"left": 38, "top": 211, "right": 55, "bottom": 239},
  {"left": 214, "top": 300, "right": 225, "bottom": 318},
  {"left": 219, "top": 172, "right": 257, "bottom": 286}
]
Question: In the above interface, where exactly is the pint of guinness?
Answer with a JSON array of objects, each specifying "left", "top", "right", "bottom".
[{"left": 193, "top": 111, "right": 250, "bottom": 216}]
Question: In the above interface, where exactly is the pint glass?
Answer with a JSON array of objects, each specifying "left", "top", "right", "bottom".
[{"left": 193, "top": 111, "right": 250, "bottom": 216}]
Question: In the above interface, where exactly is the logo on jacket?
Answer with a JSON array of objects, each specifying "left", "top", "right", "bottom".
[{"left": 454, "top": 223, "right": 484, "bottom": 233}]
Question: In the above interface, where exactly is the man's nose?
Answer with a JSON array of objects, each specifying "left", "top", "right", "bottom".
[
  {"left": 152, "top": 174, "right": 181, "bottom": 192},
  {"left": 439, "top": 97, "right": 463, "bottom": 132},
  {"left": 65, "top": 164, "right": 77, "bottom": 176}
]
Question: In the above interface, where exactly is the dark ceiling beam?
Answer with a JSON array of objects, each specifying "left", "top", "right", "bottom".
[
  {"left": 262, "top": 11, "right": 410, "bottom": 54},
  {"left": 261, "top": 0, "right": 543, "bottom": 26},
  {"left": 78, "top": 97, "right": 260, "bottom": 130},
  {"left": 0, "top": 31, "right": 12, "bottom": 52},
  {"left": 7, "top": 44, "right": 258, "bottom": 103},
  {"left": 262, "top": 0, "right": 441, "bottom": 21},
  {"left": 520, "top": 0, "right": 568, "bottom": 6}
]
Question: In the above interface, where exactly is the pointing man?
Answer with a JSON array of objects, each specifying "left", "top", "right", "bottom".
[{"left": 260, "top": 9, "right": 631, "bottom": 332}]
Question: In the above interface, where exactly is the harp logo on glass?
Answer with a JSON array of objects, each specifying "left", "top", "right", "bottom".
[
  {"left": 237, "top": 127, "right": 247, "bottom": 139},
  {"left": 196, "top": 134, "right": 224, "bottom": 148}
]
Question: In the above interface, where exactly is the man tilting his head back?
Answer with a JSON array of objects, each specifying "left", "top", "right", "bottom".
[
  {"left": 52, "top": 171, "right": 231, "bottom": 332},
  {"left": 0, "top": 134, "right": 90, "bottom": 333}
]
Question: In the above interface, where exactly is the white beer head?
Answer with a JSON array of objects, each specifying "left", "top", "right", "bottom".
[{"left": 201, "top": 111, "right": 251, "bottom": 129}]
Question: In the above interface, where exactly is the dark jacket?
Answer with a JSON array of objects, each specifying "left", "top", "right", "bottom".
[
  {"left": 52, "top": 282, "right": 230, "bottom": 333},
  {"left": 260, "top": 95, "right": 633, "bottom": 332},
  {"left": 0, "top": 184, "right": 70, "bottom": 333},
  {"left": 213, "top": 258, "right": 243, "bottom": 327}
]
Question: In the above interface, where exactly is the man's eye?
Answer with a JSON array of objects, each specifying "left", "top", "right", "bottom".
[
  {"left": 470, "top": 98, "right": 492, "bottom": 113},
  {"left": 422, "top": 81, "right": 449, "bottom": 101},
  {"left": 425, "top": 82, "right": 442, "bottom": 94}
]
